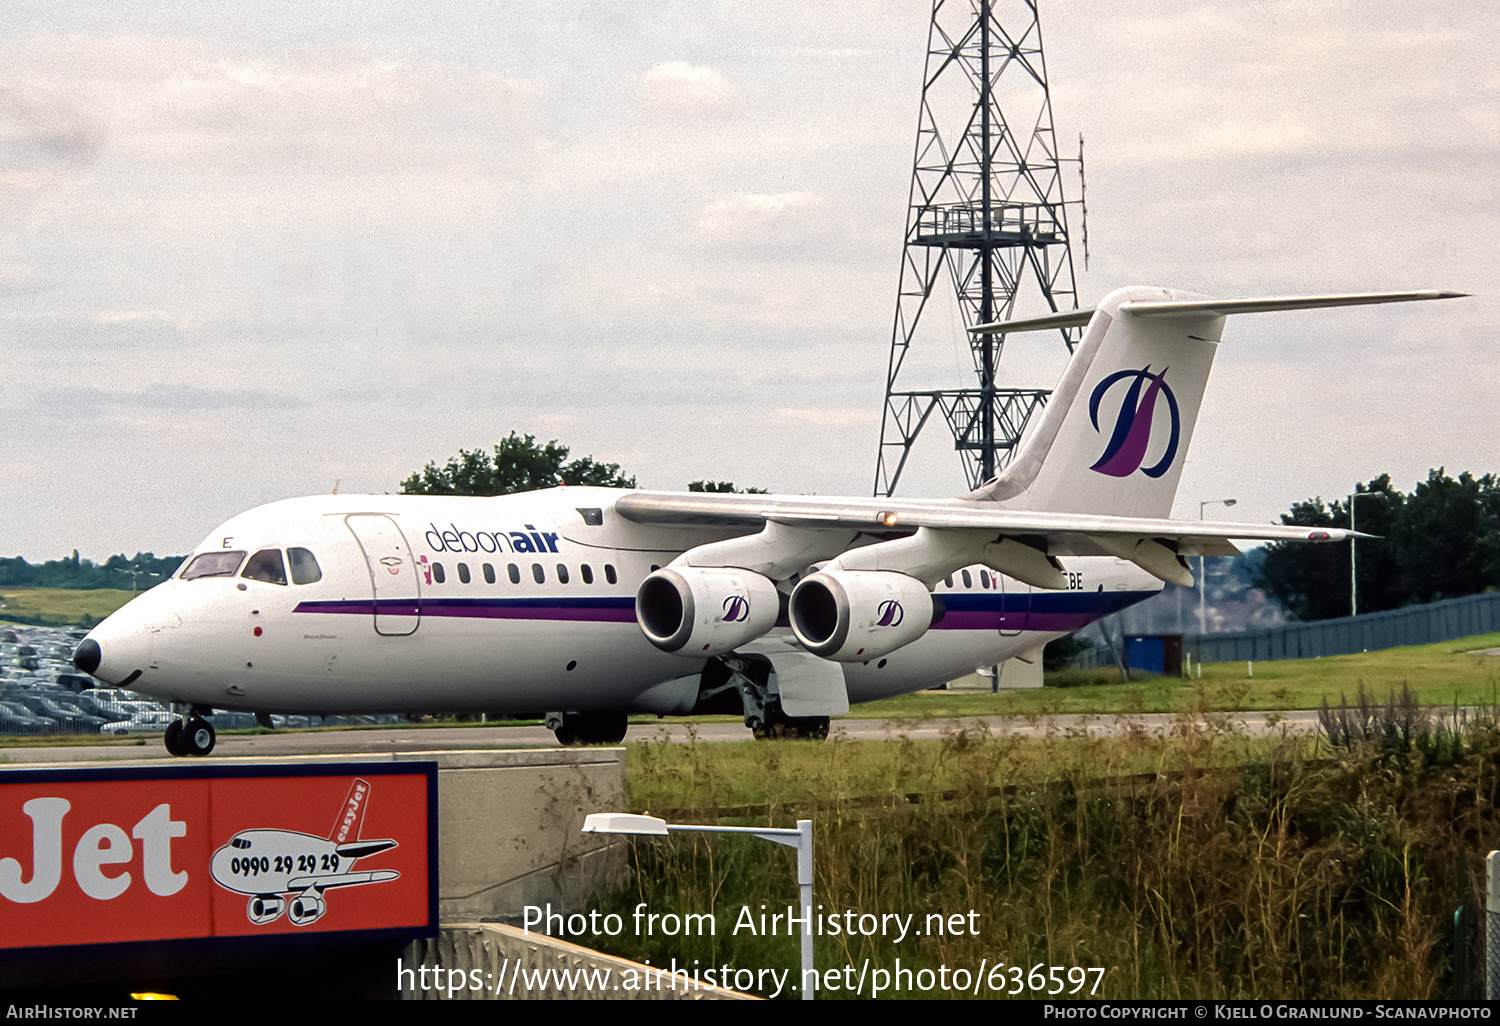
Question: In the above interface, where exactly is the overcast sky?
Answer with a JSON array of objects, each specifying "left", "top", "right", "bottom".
[{"left": 3, "top": 0, "right": 1496, "bottom": 561}]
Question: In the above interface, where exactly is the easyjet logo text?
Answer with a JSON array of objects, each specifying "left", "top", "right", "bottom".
[{"left": 0, "top": 799, "right": 187, "bottom": 903}]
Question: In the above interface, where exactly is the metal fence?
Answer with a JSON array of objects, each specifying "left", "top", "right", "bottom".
[
  {"left": 1184, "top": 590, "right": 1500, "bottom": 665},
  {"left": 1071, "top": 590, "right": 1500, "bottom": 671}
]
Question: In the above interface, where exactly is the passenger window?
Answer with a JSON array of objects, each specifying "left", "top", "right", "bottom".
[
  {"left": 288, "top": 547, "right": 322, "bottom": 585},
  {"left": 181, "top": 551, "right": 246, "bottom": 580},
  {"left": 507, "top": 564, "right": 520, "bottom": 584},
  {"left": 433, "top": 563, "right": 446, "bottom": 584},
  {"left": 944, "top": 575, "right": 953, "bottom": 588},
  {"left": 961, "top": 569, "right": 972, "bottom": 589},
  {"left": 980, "top": 570, "right": 991, "bottom": 589},
  {"left": 532, "top": 564, "right": 545, "bottom": 584},
  {"left": 483, "top": 563, "right": 496, "bottom": 585},
  {"left": 556, "top": 564, "right": 570, "bottom": 584},
  {"left": 458, "top": 563, "right": 471, "bottom": 584},
  {"left": 241, "top": 549, "right": 287, "bottom": 586},
  {"left": 581, "top": 565, "right": 594, "bottom": 585},
  {"left": 605, "top": 564, "right": 617, "bottom": 585}
]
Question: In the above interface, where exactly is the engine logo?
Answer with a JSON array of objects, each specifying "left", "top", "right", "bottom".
[
  {"left": 875, "top": 600, "right": 904, "bottom": 627},
  {"left": 722, "top": 596, "right": 750, "bottom": 623},
  {"left": 1088, "top": 365, "right": 1181, "bottom": 479}
]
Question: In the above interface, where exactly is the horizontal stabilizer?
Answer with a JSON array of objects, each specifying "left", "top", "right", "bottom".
[
  {"left": 971, "top": 290, "right": 1465, "bottom": 334},
  {"left": 335, "top": 838, "right": 398, "bottom": 859},
  {"left": 1120, "top": 290, "right": 1468, "bottom": 319},
  {"left": 970, "top": 309, "right": 1094, "bottom": 334}
]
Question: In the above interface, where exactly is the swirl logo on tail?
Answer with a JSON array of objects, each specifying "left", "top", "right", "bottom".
[{"left": 1088, "top": 366, "right": 1181, "bottom": 478}]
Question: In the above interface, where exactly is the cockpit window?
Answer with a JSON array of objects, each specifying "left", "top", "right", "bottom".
[
  {"left": 288, "top": 548, "right": 322, "bottom": 585},
  {"left": 241, "top": 549, "right": 288, "bottom": 586},
  {"left": 181, "top": 551, "right": 246, "bottom": 580}
]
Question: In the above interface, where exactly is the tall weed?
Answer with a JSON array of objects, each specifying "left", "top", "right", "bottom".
[{"left": 582, "top": 705, "right": 1500, "bottom": 999}]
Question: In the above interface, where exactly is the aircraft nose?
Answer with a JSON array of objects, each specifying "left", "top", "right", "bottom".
[{"left": 73, "top": 638, "right": 102, "bottom": 675}]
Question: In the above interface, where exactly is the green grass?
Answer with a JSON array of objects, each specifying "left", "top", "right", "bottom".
[
  {"left": 850, "top": 632, "right": 1500, "bottom": 718},
  {"left": 586, "top": 703, "right": 1500, "bottom": 1000},
  {"left": 0, "top": 586, "right": 138, "bottom": 626}
]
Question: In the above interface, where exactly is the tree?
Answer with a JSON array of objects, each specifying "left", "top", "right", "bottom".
[
  {"left": 1255, "top": 470, "right": 1500, "bottom": 621},
  {"left": 687, "top": 480, "right": 769, "bottom": 494},
  {"left": 400, "top": 433, "right": 636, "bottom": 496},
  {"left": 1389, "top": 469, "right": 1500, "bottom": 605}
]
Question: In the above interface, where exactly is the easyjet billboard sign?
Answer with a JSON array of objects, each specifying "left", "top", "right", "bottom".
[{"left": 0, "top": 762, "right": 437, "bottom": 950}]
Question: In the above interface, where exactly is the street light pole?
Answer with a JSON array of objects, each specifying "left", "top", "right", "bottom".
[
  {"left": 583, "top": 813, "right": 816, "bottom": 999},
  {"left": 1349, "top": 491, "right": 1382, "bottom": 617},
  {"left": 1198, "top": 499, "right": 1238, "bottom": 636}
]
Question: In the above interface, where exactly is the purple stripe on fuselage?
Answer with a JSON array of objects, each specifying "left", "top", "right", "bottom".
[
  {"left": 293, "top": 590, "right": 1157, "bottom": 630},
  {"left": 293, "top": 597, "right": 638, "bottom": 623},
  {"left": 934, "top": 590, "right": 1156, "bottom": 633}
]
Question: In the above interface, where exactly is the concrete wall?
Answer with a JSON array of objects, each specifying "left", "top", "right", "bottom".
[
  {"left": 402, "top": 923, "right": 756, "bottom": 1000},
  {"left": 397, "top": 748, "right": 627, "bottom": 922}
]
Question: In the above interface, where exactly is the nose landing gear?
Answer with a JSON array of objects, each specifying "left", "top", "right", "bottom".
[{"left": 165, "top": 707, "right": 217, "bottom": 756}]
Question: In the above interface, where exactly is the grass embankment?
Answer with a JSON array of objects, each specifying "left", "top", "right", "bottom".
[
  {"left": 855, "top": 632, "right": 1500, "bottom": 719},
  {"left": 584, "top": 709, "right": 1500, "bottom": 1000},
  {"left": 0, "top": 586, "right": 136, "bottom": 627}
]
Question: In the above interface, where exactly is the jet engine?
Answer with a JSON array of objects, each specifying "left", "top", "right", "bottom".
[
  {"left": 287, "top": 891, "right": 327, "bottom": 927},
  {"left": 636, "top": 567, "right": 779, "bottom": 656},
  {"left": 788, "top": 569, "right": 934, "bottom": 662},
  {"left": 247, "top": 894, "right": 286, "bottom": 925}
]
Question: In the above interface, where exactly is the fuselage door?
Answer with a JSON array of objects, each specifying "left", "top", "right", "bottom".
[{"left": 344, "top": 515, "right": 420, "bottom": 636}]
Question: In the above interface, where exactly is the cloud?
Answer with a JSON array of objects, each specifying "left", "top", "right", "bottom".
[
  {"left": 0, "top": 86, "right": 105, "bottom": 170},
  {"left": 640, "top": 61, "right": 733, "bottom": 108},
  {"left": 775, "top": 407, "right": 877, "bottom": 428},
  {"left": 695, "top": 190, "right": 823, "bottom": 245},
  {"left": 0, "top": 263, "right": 53, "bottom": 296}
]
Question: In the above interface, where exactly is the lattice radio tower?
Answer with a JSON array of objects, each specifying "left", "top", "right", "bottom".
[{"left": 874, "top": 0, "right": 1086, "bottom": 496}]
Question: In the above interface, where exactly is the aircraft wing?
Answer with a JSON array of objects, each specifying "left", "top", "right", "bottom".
[
  {"left": 288, "top": 870, "right": 399, "bottom": 891},
  {"left": 614, "top": 491, "right": 1363, "bottom": 559}
]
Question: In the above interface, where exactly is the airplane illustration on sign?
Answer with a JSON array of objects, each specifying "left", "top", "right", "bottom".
[{"left": 209, "top": 778, "right": 399, "bottom": 926}]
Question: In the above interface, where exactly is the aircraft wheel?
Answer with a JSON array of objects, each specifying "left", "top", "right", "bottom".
[
  {"left": 553, "top": 712, "right": 627, "bottom": 745},
  {"left": 183, "top": 717, "right": 216, "bottom": 756},
  {"left": 164, "top": 719, "right": 189, "bottom": 756},
  {"left": 794, "top": 716, "right": 831, "bottom": 741},
  {"left": 751, "top": 715, "right": 830, "bottom": 741},
  {"left": 580, "top": 712, "right": 628, "bottom": 744}
]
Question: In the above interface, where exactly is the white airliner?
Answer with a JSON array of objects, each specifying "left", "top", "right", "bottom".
[{"left": 71, "top": 286, "right": 1462, "bottom": 755}]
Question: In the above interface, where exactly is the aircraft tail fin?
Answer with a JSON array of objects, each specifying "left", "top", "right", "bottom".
[
  {"left": 329, "top": 778, "right": 372, "bottom": 844},
  {"left": 964, "top": 288, "right": 1463, "bottom": 518}
]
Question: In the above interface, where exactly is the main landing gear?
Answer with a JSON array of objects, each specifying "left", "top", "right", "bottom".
[
  {"left": 165, "top": 705, "right": 217, "bottom": 756},
  {"left": 546, "top": 711, "right": 629, "bottom": 746},
  {"left": 750, "top": 715, "right": 830, "bottom": 741},
  {"left": 719, "top": 656, "right": 830, "bottom": 741}
]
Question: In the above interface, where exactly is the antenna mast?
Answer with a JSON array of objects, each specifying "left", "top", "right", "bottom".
[{"left": 874, "top": 0, "right": 1085, "bottom": 496}]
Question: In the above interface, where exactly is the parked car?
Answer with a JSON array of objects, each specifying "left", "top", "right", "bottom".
[{"left": 100, "top": 711, "right": 178, "bottom": 736}]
